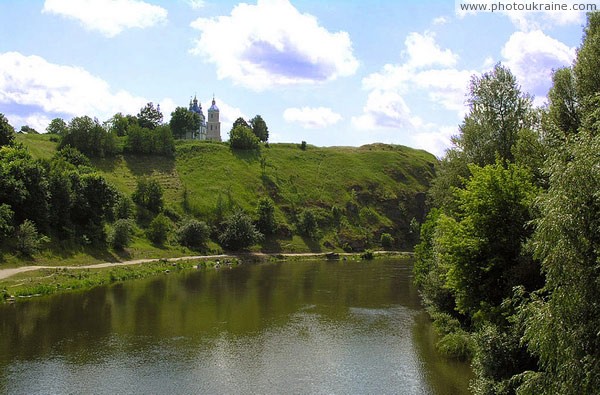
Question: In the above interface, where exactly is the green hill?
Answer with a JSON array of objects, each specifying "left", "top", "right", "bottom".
[{"left": 16, "top": 134, "right": 436, "bottom": 254}]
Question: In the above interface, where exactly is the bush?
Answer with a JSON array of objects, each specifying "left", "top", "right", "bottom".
[
  {"left": 436, "top": 330, "right": 474, "bottom": 361},
  {"left": 177, "top": 219, "right": 210, "bottom": 250},
  {"left": 299, "top": 141, "right": 307, "bottom": 150},
  {"left": 147, "top": 213, "right": 171, "bottom": 245},
  {"left": 361, "top": 249, "right": 374, "bottom": 260},
  {"left": 296, "top": 208, "right": 319, "bottom": 239},
  {"left": 109, "top": 219, "right": 134, "bottom": 250},
  {"left": 0, "top": 204, "right": 14, "bottom": 240},
  {"left": 229, "top": 125, "right": 260, "bottom": 150},
  {"left": 380, "top": 233, "right": 394, "bottom": 249},
  {"left": 114, "top": 194, "right": 135, "bottom": 220},
  {"left": 218, "top": 210, "right": 263, "bottom": 250},
  {"left": 132, "top": 177, "right": 163, "bottom": 213},
  {"left": 16, "top": 220, "right": 46, "bottom": 256},
  {"left": 256, "top": 197, "right": 277, "bottom": 235}
]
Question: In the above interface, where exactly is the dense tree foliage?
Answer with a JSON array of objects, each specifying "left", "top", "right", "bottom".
[
  {"left": 46, "top": 117, "right": 67, "bottom": 136},
  {"left": 0, "top": 114, "right": 15, "bottom": 147},
  {"left": 170, "top": 106, "right": 200, "bottom": 139},
  {"left": 229, "top": 125, "right": 260, "bottom": 150},
  {"left": 232, "top": 117, "right": 249, "bottom": 129},
  {"left": 255, "top": 197, "right": 277, "bottom": 235},
  {"left": 136, "top": 102, "right": 163, "bottom": 130},
  {"left": 59, "top": 116, "right": 118, "bottom": 157},
  {"left": 125, "top": 124, "right": 174, "bottom": 156},
  {"left": 414, "top": 12, "right": 600, "bottom": 395},
  {"left": 250, "top": 115, "right": 269, "bottom": 142},
  {"left": 518, "top": 13, "right": 600, "bottom": 395},
  {"left": 218, "top": 210, "right": 262, "bottom": 250},
  {"left": 132, "top": 177, "right": 164, "bottom": 213},
  {"left": 177, "top": 219, "right": 210, "bottom": 250}
]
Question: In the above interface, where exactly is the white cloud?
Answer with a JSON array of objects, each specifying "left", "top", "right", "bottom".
[
  {"left": 283, "top": 106, "right": 342, "bottom": 129},
  {"left": 8, "top": 113, "right": 53, "bottom": 133},
  {"left": 432, "top": 16, "right": 448, "bottom": 25},
  {"left": 0, "top": 51, "right": 160, "bottom": 129},
  {"left": 403, "top": 31, "right": 458, "bottom": 69},
  {"left": 187, "top": 0, "right": 205, "bottom": 9},
  {"left": 42, "top": 0, "right": 167, "bottom": 37},
  {"left": 189, "top": 0, "right": 358, "bottom": 90},
  {"left": 502, "top": 30, "right": 575, "bottom": 100},
  {"left": 351, "top": 90, "right": 421, "bottom": 130},
  {"left": 355, "top": 31, "right": 472, "bottom": 133},
  {"left": 411, "top": 125, "right": 456, "bottom": 158}
]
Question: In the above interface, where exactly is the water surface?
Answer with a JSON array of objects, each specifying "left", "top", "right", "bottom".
[{"left": 0, "top": 259, "right": 471, "bottom": 394}]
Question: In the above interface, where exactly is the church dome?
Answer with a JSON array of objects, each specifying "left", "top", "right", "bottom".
[{"left": 208, "top": 97, "right": 219, "bottom": 112}]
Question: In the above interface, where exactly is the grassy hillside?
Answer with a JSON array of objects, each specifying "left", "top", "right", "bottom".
[{"left": 17, "top": 134, "right": 437, "bottom": 253}]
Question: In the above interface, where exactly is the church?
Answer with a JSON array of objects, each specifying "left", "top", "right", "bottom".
[{"left": 186, "top": 95, "right": 221, "bottom": 141}]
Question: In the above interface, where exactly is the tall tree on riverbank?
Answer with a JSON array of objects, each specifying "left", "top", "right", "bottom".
[{"left": 519, "top": 12, "right": 600, "bottom": 395}]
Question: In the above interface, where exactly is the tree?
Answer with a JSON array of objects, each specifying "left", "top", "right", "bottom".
[
  {"left": 59, "top": 116, "right": 118, "bottom": 157},
  {"left": 218, "top": 210, "right": 262, "bottom": 250},
  {"left": 177, "top": 219, "right": 210, "bottom": 250},
  {"left": 109, "top": 219, "right": 134, "bottom": 250},
  {"left": 250, "top": 115, "right": 269, "bottom": 142},
  {"left": 147, "top": 213, "right": 170, "bottom": 245},
  {"left": 19, "top": 125, "right": 38, "bottom": 134},
  {"left": 229, "top": 125, "right": 260, "bottom": 150},
  {"left": 232, "top": 117, "right": 249, "bottom": 130},
  {"left": 170, "top": 106, "right": 200, "bottom": 139},
  {"left": 106, "top": 112, "right": 136, "bottom": 136},
  {"left": 15, "top": 219, "right": 45, "bottom": 256},
  {"left": 256, "top": 197, "right": 277, "bottom": 235},
  {"left": 519, "top": 13, "right": 600, "bottom": 395},
  {"left": 297, "top": 208, "right": 318, "bottom": 239},
  {"left": 0, "top": 204, "right": 14, "bottom": 240},
  {"left": 436, "top": 163, "right": 540, "bottom": 322},
  {"left": 454, "top": 63, "right": 534, "bottom": 166},
  {"left": 46, "top": 117, "right": 68, "bottom": 136},
  {"left": 137, "top": 102, "right": 163, "bottom": 130},
  {"left": 0, "top": 113, "right": 15, "bottom": 147},
  {"left": 71, "top": 172, "right": 118, "bottom": 242},
  {"left": 132, "top": 177, "right": 163, "bottom": 213}
]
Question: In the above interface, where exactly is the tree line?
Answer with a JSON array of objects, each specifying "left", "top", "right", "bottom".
[
  {"left": 41, "top": 102, "right": 271, "bottom": 158},
  {"left": 414, "top": 12, "right": 600, "bottom": 394}
]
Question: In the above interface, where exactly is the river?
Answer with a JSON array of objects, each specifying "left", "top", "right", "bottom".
[{"left": 0, "top": 258, "right": 471, "bottom": 394}]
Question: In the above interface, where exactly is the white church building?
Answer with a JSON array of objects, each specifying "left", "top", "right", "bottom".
[{"left": 187, "top": 95, "right": 221, "bottom": 141}]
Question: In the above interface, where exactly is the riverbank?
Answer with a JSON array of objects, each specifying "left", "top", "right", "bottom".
[{"left": 0, "top": 251, "right": 412, "bottom": 302}]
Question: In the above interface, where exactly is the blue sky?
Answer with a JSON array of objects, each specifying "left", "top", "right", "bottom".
[{"left": 0, "top": 0, "right": 595, "bottom": 156}]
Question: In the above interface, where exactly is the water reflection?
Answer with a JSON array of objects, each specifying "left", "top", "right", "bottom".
[{"left": 0, "top": 259, "right": 471, "bottom": 394}]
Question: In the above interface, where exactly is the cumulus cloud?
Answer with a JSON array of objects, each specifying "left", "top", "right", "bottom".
[
  {"left": 42, "top": 0, "right": 167, "bottom": 37},
  {"left": 502, "top": 30, "right": 575, "bottom": 101},
  {"left": 283, "top": 106, "right": 342, "bottom": 129},
  {"left": 354, "top": 31, "right": 473, "bottom": 134},
  {"left": 0, "top": 51, "right": 166, "bottom": 129},
  {"left": 433, "top": 16, "right": 449, "bottom": 25},
  {"left": 189, "top": 0, "right": 358, "bottom": 89}
]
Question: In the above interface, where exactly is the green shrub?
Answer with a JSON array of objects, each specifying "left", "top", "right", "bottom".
[
  {"left": 109, "top": 219, "right": 134, "bottom": 250},
  {"left": 218, "top": 210, "right": 262, "bottom": 250},
  {"left": 256, "top": 197, "right": 277, "bottom": 235},
  {"left": 16, "top": 219, "right": 46, "bottom": 256},
  {"left": 177, "top": 219, "right": 210, "bottom": 250},
  {"left": 436, "top": 330, "right": 474, "bottom": 361},
  {"left": 132, "top": 177, "right": 163, "bottom": 213},
  {"left": 296, "top": 208, "right": 319, "bottom": 239},
  {"left": 229, "top": 125, "right": 260, "bottom": 150},
  {"left": 380, "top": 232, "right": 394, "bottom": 249},
  {"left": 147, "top": 213, "right": 171, "bottom": 245},
  {"left": 114, "top": 194, "right": 135, "bottom": 220}
]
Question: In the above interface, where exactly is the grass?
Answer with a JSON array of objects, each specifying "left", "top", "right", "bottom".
[{"left": 13, "top": 135, "right": 437, "bottom": 259}]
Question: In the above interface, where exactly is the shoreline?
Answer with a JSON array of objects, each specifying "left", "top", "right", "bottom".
[{"left": 0, "top": 251, "right": 412, "bottom": 302}]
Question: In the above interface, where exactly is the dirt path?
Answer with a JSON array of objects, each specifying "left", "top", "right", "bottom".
[{"left": 0, "top": 251, "right": 409, "bottom": 281}]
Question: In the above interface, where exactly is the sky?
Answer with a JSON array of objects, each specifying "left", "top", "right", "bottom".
[{"left": 0, "top": 0, "right": 596, "bottom": 156}]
